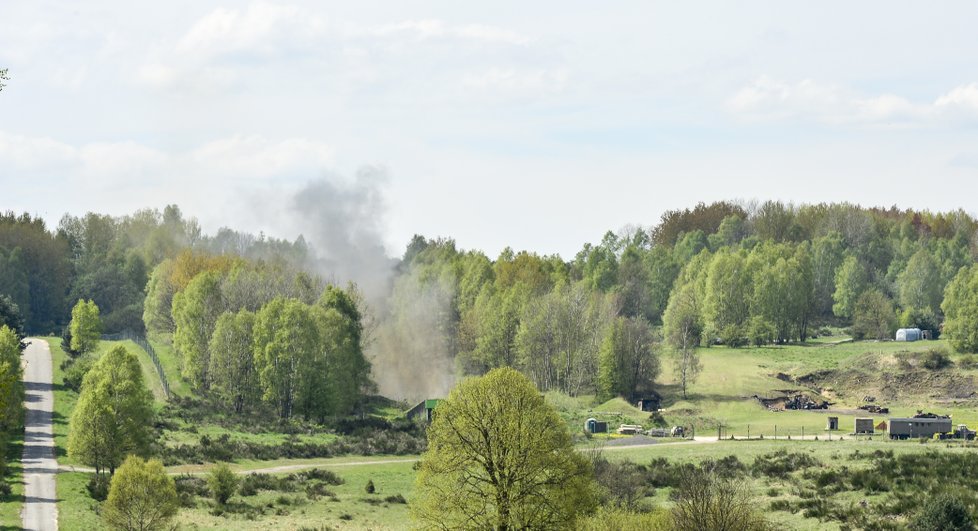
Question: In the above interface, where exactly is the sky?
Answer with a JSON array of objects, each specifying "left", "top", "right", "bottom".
[{"left": 2, "top": 1, "right": 978, "bottom": 259}]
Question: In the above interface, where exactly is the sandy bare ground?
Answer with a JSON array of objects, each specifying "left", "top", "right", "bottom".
[{"left": 21, "top": 339, "right": 58, "bottom": 531}]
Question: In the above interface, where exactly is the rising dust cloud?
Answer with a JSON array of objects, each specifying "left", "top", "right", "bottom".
[{"left": 275, "top": 168, "right": 457, "bottom": 402}]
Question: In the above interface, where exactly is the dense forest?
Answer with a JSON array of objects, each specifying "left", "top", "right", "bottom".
[{"left": 3, "top": 200, "right": 978, "bottom": 407}]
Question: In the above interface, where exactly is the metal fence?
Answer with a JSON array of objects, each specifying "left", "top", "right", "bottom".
[{"left": 100, "top": 330, "right": 170, "bottom": 399}]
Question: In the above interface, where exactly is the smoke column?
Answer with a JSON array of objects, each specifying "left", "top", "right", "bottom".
[{"left": 281, "top": 168, "right": 457, "bottom": 401}]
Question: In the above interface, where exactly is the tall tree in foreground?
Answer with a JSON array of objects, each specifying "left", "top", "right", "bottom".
[
  {"left": 69, "top": 299, "right": 101, "bottom": 354},
  {"left": 102, "top": 456, "right": 178, "bottom": 531},
  {"left": 68, "top": 346, "right": 154, "bottom": 475},
  {"left": 412, "top": 368, "right": 599, "bottom": 530}
]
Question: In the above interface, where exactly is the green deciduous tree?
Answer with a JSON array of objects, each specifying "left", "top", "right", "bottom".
[
  {"left": 68, "top": 346, "right": 154, "bottom": 475},
  {"left": 252, "top": 298, "right": 318, "bottom": 419},
  {"left": 172, "top": 270, "right": 224, "bottom": 389},
  {"left": 102, "top": 456, "right": 178, "bottom": 531},
  {"left": 412, "top": 368, "right": 599, "bottom": 530},
  {"left": 0, "top": 326, "right": 24, "bottom": 433},
  {"left": 663, "top": 284, "right": 703, "bottom": 399},
  {"left": 812, "top": 232, "right": 845, "bottom": 317},
  {"left": 833, "top": 255, "right": 870, "bottom": 319},
  {"left": 515, "top": 282, "right": 614, "bottom": 396},
  {"left": 898, "top": 249, "right": 943, "bottom": 314},
  {"left": 208, "top": 310, "right": 258, "bottom": 413},
  {"left": 852, "top": 290, "right": 897, "bottom": 341},
  {"left": 942, "top": 265, "right": 978, "bottom": 353},
  {"left": 597, "top": 317, "right": 660, "bottom": 401},
  {"left": 69, "top": 299, "right": 101, "bottom": 354},
  {"left": 703, "top": 250, "right": 754, "bottom": 339}
]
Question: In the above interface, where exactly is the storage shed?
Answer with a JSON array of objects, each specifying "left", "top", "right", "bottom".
[
  {"left": 855, "top": 418, "right": 874, "bottom": 434},
  {"left": 406, "top": 399, "right": 441, "bottom": 422},
  {"left": 585, "top": 418, "right": 609, "bottom": 434},
  {"left": 896, "top": 328, "right": 923, "bottom": 342},
  {"left": 827, "top": 417, "right": 839, "bottom": 430}
]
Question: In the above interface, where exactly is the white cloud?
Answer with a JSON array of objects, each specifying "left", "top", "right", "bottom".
[
  {"left": 461, "top": 67, "right": 568, "bottom": 96},
  {"left": 727, "top": 76, "right": 923, "bottom": 125},
  {"left": 189, "top": 135, "right": 334, "bottom": 180},
  {"left": 367, "top": 19, "right": 529, "bottom": 45},
  {"left": 176, "top": 2, "right": 321, "bottom": 57},
  {"left": 135, "top": 2, "right": 541, "bottom": 100},
  {"left": 0, "top": 130, "right": 334, "bottom": 192},
  {"left": 934, "top": 83, "right": 978, "bottom": 114}
]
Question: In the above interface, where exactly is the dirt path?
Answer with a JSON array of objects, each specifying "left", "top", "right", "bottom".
[{"left": 21, "top": 339, "right": 58, "bottom": 531}]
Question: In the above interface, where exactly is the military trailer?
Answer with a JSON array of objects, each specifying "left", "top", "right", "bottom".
[
  {"left": 854, "top": 418, "right": 874, "bottom": 434},
  {"left": 617, "top": 424, "right": 644, "bottom": 435},
  {"left": 887, "top": 416, "right": 952, "bottom": 439}
]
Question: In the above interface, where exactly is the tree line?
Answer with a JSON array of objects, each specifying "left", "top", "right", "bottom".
[
  {"left": 384, "top": 201, "right": 978, "bottom": 402},
  {"left": 144, "top": 254, "right": 372, "bottom": 421},
  {"left": 0, "top": 206, "right": 309, "bottom": 335},
  {"left": 3, "top": 200, "right": 978, "bottom": 407}
]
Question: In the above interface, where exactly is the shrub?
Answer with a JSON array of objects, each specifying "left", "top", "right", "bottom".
[
  {"left": 909, "top": 494, "right": 974, "bottom": 531},
  {"left": 87, "top": 474, "right": 110, "bottom": 501},
  {"left": 384, "top": 494, "right": 407, "bottom": 504},
  {"left": 576, "top": 506, "right": 672, "bottom": 531},
  {"left": 208, "top": 463, "right": 239, "bottom": 505},
  {"left": 748, "top": 317, "right": 776, "bottom": 347},
  {"left": 365, "top": 479, "right": 375, "bottom": 494},
  {"left": 922, "top": 349, "right": 952, "bottom": 370},
  {"left": 592, "top": 455, "right": 653, "bottom": 509},
  {"left": 62, "top": 354, "right": 96, "bottom": 392},
  {"left": 720, "top": 325, "right": 748, "bottom": 348},
  {"left": 959, "top": 355, "right": 978, "bottom": 369},
  {"left": 102, "top": 457, "right": 178, "bottom": 531},
  {"left": 751, "top": 450, "right": 820, "bottom": 478},
  {"left": 297, "top": 468, "right": 343, "bottom": 485},
  {"left": 671, "top": 467, "right": 769, "bottom": 531}
]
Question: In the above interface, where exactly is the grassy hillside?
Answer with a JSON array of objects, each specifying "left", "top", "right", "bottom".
[{"left": 648, "top": 336, "right": 976, "bottom": 437}]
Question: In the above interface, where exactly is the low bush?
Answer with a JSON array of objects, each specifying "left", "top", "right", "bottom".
[
  {"left": 751, "top": 450, "right": 821, "bottom": 478},
  {"left": 384, "top": 494, "right": 407, "bottom": 504},
  {"left": 86, "top": 474, "right": 109, "bottom": 501},
  {"left": 921, "top": 349, "right": 952, "bottom": 370},
  {"left": 161, "top": 428, "right": 426, "bottom": 465}
]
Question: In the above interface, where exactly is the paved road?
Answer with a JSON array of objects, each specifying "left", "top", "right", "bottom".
[{"left": 21, "top": 339, "right": 58, "bottom": 531}]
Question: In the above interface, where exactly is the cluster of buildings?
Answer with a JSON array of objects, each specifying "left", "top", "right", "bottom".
[{"left": 836, "top": 413, "right": 974, "bottom": 440}]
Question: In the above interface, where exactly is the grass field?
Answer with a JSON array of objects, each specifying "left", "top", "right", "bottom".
[
  {"left": 0, "top": 431, "right": 24, "bottom": 530},
  {"left": 147, "top": 332, "right": 194, "bottom": 398},
  {"left": 644, "top": 336, "right": 977, "bottom": 437},
  {"left": 174, "top": 460, "right": 416, "bottom": 530},
  {"left": 42, "top": 330, "right": 978, "bottom": 529},
  {"left": 45, "top": 336, "right": 78, "bottom": 467}
]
